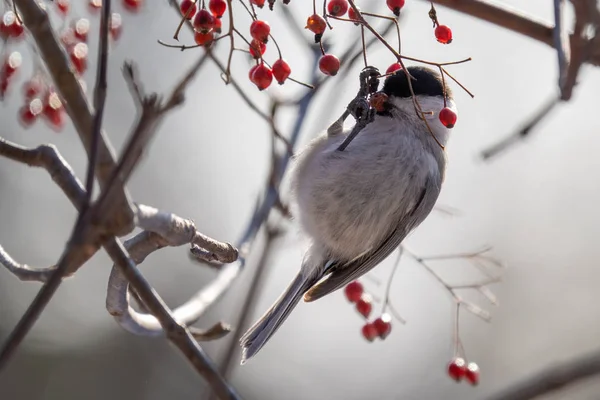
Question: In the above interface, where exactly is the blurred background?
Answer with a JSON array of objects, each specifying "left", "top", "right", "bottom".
[{"left": 1, "top": 0, "right": 600, "bottom": 399}]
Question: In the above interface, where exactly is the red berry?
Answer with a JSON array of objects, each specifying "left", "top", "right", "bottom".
[
  {"left": 344, "top": 281, "right": 363, "bottom": 303},
  {"left": 435, "top": 24, "right": 453, "bottom": 44},
  {"left": 249, "top": 39, "right": 266, "bottom": 59},
  {"left": 1, "top": 12, "right": 24, "bottom": 39},
  {"left": 355, "top": 295, "right": 372, "bottom": 318},
  {"left": 251, "top": 63, "right": 273, "bottom": 90},
  {"left": 439, "top": 107, "right": 457, "bottom": 128},
  {"left": 306, "top": 14, "right": 326, "bottom": 35},
  {"left": 11, "top": 20, "right": 24, "bottom": 38},
  {"left": 193, "top": 9, "right": 215, "bottom": 33},
  {"left": 109, "top": 13, "right": 123, "bottom": 40},
  {"left": 372, "top": 313, "right": 392, "bottom": 339},
  {"left": 88, "top": 0, "right": 102, "bottom": 10},
  {"left": 43, "top": 91, "right": 66, "bottom": 131},
  {"left": 2, "top": 52, "right": 22, "bottom": 81},
  {"left": 70, "top": 42, "right": 88, "bottom": 74},
  {"left": 1, "top": 12, "right": 15, "bottom": 38},
  {"left": 60, "top": 29, "right": 77, "bottom": 47},
  {"left": 56, "top": 0, "right": 70, "bottom": 15},
  {"left": 213, "top": 17, "right": 222, "bottom": 33},
  {"left": 194, "top": 31, "right": 213, "bottom": 46},
  {"left": 348, "top": 6, "right": 360, "bottom": 22},
  {"left": 209, "top": 0, "right": 227, "bottom": 18},
  {"left": 180, "top": 0, "right": 197, "bottom": 19},
  {"left": 361, "top": 322, "right": 378, "bottom": 342},
  {"left": 23, "top": 77, "right": 45, "bottom": 99},
  {"left": 465, "top": 362, "right": 480, "bottom": 386},
  {"left": 74, "top": 18, "right": 90, "bottom": 42},
  {"left": 319, "top": 54, "right": 340, "bottom": 76},
  {"left": 327, "top": 0, "right": 348, "bottom": 16},
  {"left": 272, "top": 59, "right": 291, "bottom": 84},
  {"left": 19, "top": 98, "right": 43, "bottom": 127},
  {"left": 250, "top": 0, "right": 265, "bottom": 8},
  {"left": 250, "top": 20, "right": 270, "bottom": 43},
  {"left": 386, "top": 0, "right": 405, "bottom": 16},
  {"left": 248, "top": 64, "right": 260, "bottom": 83},
  {"left": 123, "top": 0, "right": 143, "bottom": 12},
  {"left": 386, "top": 62, "right": 402, "bottom": 74},
  {"left": 447, "top": 357, "right": 467, "bottom": 382}
]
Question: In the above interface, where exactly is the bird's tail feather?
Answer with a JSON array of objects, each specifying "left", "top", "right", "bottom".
[{"left": 240, "top": 272, "right": 314, "bottom": 364}]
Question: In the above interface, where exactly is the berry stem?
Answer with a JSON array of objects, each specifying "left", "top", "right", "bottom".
[
  {"left": 441, "top": 67, "right": 474, "bottom": 98},
  {"left": 438, "top": 66, "right": 447, "bottom": 107},
  {"left": 381, "top": 247, "right": 406, "bottom": 324},
  {"left": 269, "top": 32, "right": 282, "bottom": 59},
  {"left": 260, "top": 58, "right": 314, "bottom": 88},
  {"left": 428, "top": 2, "right": 439, "bottom": 28},
  {"left": 322, "top": 0, "right": 333, "bottom": 29},
  {"left": 12, "top": 1, "right": 23, "bottom": 25},
  {"left": 225, "top": 0, "right": 236, "bottom": 81},
  {"left": 173, "top": 0, "right": 199, "bottom": 40},
  {"left": 238, "top": 0, "right": 257, "bottom": 20},
  {"left": 360, "top": 11, "right": 402, "bottom": 57},
  {"left": 360, "top": 25, "right": 367, "bottom": 67}
]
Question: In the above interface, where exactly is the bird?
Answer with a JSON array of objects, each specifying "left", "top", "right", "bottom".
[{"left": 239, "top": 66, "right": 457, "bottom": 364}]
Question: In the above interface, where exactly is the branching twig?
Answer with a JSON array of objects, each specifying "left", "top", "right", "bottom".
[
  {"left": 83, "top": 0, "right": 111, "bottom": 206},
  {"left": 106, "top": 205, "right": 237, "bottom": 337},
  {"left": 403, "top": 246, "right": 502, "bottom": 322}
]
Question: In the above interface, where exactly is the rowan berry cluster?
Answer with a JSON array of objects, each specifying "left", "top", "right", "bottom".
[
  {"left": 344, "top": 281, "right": 393, "bottom": 342},
  {"left": 170, "top": 0, "right": 466, "bottom": 135},
  {"left": 1, "top": 0, "right": 142, "bottom": 131}
]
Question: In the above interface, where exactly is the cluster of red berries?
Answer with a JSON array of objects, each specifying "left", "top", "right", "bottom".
[
  {"left": 183, "top": 0, "right": 227, "bottom": 46},
  {"left": 18, "top": 79, "right": 67, "bottom": 131},
  {"left": 344, "top": 281, "right": 393, "bottom": 342},
  {"left": 447, "top": 357, "right": 480, "bottom": 386},
  {"left": 0, "top": 0, "right": 142, "bottom": 131}
]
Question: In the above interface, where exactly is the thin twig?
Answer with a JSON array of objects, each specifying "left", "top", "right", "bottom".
[
  {"left": 486, "top": 349, "right": 600, "bottom": 400},
  {"left": 553, "top": 0, "right": 568, "bottom": 91},
  {"left": 104, "top": 237, "right": 241, "bottom": 400},
  {"left": 83, "top": 0, "right": 111, "bottom": 206},
  {"left": 480, "top": 97, "right": 560, "bottom": 160}
]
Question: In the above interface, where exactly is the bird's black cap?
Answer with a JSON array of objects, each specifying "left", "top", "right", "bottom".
[{"left": 382, "top": 66, "right": 452, "bottom": 99}]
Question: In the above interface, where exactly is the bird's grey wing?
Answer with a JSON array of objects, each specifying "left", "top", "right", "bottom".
[{"left": 303, "top": 173, "right": 441, "bottom": 302}]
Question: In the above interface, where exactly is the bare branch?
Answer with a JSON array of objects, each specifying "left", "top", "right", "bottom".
[
  {"left": 105, "top": 219, "right": 237, "bottom": 337},
  {"left": 430, "top": 0, "right": 600, "bottom": 68},
  {"left": 0, "top": 138, "right": 86, "bottom": 208},
  {"left": 104, "top": 237, "right": 241, "bottom": 399},
  {"left": 0, "top": 245, "right": 57, "bottom": 282},
  {"left": 0, "top": 138, "right": 86, "bottom": 282},
  {"left": 83, "top": 0, "right": 112, "bottom": 206},
  {"left": 430, "top": 0, "right": 554, "bottom": 47},
  {"left": 486, "top": 349, "right": 600, "bottom": 400},
  {"left": 480, "top": 97, "right": 559, "bottom": 160},
  {"left": 135, "top": 204, "right": 238, "bottom": 262},
  {"left": 553, "top": 0, "right": 568, "bottom": 91}
]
